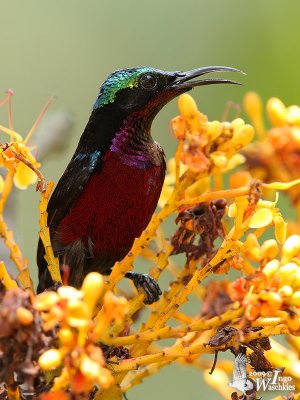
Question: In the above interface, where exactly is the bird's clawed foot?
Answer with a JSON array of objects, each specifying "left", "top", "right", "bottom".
[{"left": 125, "top": 272, "right": 162, "bottom": 304}]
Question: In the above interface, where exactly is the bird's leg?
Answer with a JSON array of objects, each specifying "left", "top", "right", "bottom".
[{"left": 125, "top": 272, "right": 162, "bottom": 304}]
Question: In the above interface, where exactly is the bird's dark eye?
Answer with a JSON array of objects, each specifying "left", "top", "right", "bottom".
[{"left": 139, "top": 73, "right": 158, "bottom": 90}]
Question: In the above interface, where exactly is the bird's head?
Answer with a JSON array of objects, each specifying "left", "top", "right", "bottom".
[
  {"left": 82, "top": 66, "right": 244, "bottom": 157},
  {"left": 93, "top": 66, "right": 244, "bottom": 116}
]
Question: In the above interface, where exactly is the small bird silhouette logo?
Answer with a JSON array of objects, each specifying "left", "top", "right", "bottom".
[{"left": 229, "top": 352, "right": 256, "bottom": 396}]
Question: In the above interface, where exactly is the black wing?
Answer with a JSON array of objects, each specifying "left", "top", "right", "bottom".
[{"left": 36, "top": 150, "right": 102, "bottom": 288}]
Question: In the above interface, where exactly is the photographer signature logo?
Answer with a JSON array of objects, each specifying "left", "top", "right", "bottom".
[
  {"left": 249, "top": 369, "right": 295, "bottom": 392},
  {"left": 229, "top": 352, "right": 295, "bottom": 395}
]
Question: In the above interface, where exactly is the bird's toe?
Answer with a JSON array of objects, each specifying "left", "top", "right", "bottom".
[{"left": 125, "top": 272, "right": 162, "bottom": 305}]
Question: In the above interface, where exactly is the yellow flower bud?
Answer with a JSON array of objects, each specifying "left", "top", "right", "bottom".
[
  {"left": 294, "top": 269, "right": 300, "bottom": 290},
  {"left": 291, "top": 291, "right": 300, "bottom": 307},
  {"left": 261, "top": 239, "right": 279, "bottom": 260},
  {"left": 225, "top": 154, "right": 246, "bottom": 171},
  {"left": 262, "top": 259, "right": 280, "bottom": 280},
  {"left": 286, "top": 313, "right": 300, "bottom": 332},
  {"left": 260, "top": 291, "right": 282, "bottom": 307},
  {"left": 231, "top": 124, "right": 254, "bottom": 149},
  {"left": 245, "top": 233, "right": 260, "bottom": 248},
  {"left": 286, "top": 105, "right": 300, "bottom": 125},
  {"left": 58, "top": 328, "right": 75, "bottom": 346},
  {"left": 274, "top": 215, "right": 287, "bottom": 244},
  {"left": 266, "top": 97, "right": 287, "bottom": 127},
  {"left": 81, "top": 272, "right": 104, "bottom": 312},
  {"left": 58, "top": 286, "right": 83, "bottom": 300},
  {"left": 282, "top": 235, "right": 300, "bottom": 261},
  {"left": 228, "top": 202, "right": 237, "bottom": 218},
  {"left": 291, "top": 127, "right": 300, "bottom": 145},
  {"left": 244, "top": 92, "right": 263, "bottom": 121},
  {"left": 103, "top": 292, "right": 129, "bottom": 323},
  {"left": 277, "top": 263, "right": 298, "bottom": 285},
  {"left": 231, "top": 118, "right": 245, "bottom": 132},
  {"left": 178, "top": 93, "right": 198, "bottom": 118},
  {"left": 39, "top": 349, "right": 62, "bottom": 370},
  {"left": 16, "top": 307, "right": 34, "bottom": 325},
  {"left": 210, "top": 151, "right": 228, "bottom": 168},
  {"left": 35, "top": 291, "right": 59, "bottom": 311},
  {"left": 243, "top": 233, "right": 262, "bottom": 262},
  {"left": 97, "top": 367, "right": 114, "bottom": 389},
  {"left": 206, "top": 121, "right": 222, "bottom": 141},
  {"left": 80, "top": 355, "right": 102, "bottom": 379},
  {"left": 278, "top": 285, "right": 293, "bottom": 298},
  {"left": 249, "top": 208, "right": 273, "bottom": 229},
  {"left": 67, "top": 299, "right": 91, "bottom": 328}
]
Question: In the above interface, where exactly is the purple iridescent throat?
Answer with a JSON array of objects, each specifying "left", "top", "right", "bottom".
[{"left": 110, "top": 112, "right": 164, "bottom": 169}]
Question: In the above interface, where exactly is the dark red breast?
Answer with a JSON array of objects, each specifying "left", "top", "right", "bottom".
[{"left": 57, "top": 150, "right": 165, "bottom": 261}]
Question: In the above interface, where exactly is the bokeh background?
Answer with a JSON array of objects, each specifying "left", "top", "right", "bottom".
[{"left": 1, "top": 1, "right": 300, "bottom": 398}]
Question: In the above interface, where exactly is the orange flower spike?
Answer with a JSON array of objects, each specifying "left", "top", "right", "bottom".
[{"left": 266, "top": 97, "right": 287, "bottom": 127}]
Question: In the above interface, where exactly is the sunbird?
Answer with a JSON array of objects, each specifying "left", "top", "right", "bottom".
[{"left": 37, "top": 66, "right": 242, "bottom": 303}]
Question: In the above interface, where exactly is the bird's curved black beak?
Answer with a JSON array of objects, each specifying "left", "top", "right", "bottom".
[{"left": 170, "top": 66, "right": 245, "bottom": 90}]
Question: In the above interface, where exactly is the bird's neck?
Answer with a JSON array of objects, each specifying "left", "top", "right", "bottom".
[
  {"left": 110, "top": 111, "right": 164, "bottom": 169},
  {"left": 79, "top": 104, "right": 165, "bottom": 169}
]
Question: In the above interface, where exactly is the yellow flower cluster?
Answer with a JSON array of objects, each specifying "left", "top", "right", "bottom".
[
  {"left": 244, "top": 92, "right": 300, "bottom": 219},
  {"left": 0, "top": 142, "right": 40, "bottom": 189},
  {"left": 159, "top": 93, "right": 254, "bottom": 207},
  {"left": 0, "top": 91, "right": 52, "bottom": 191},
  {"left": 35, "top": 272, "right": 129, "bottom": 394},
  {"left": 229, "top": 193, "right": 287, "bottom": 244},
  {"left": 3, "top": 90, "right": 300, "bottom": 400},
  {"left": 172, "top": 93, "right": 253, "bottom": 173},
  {"left": 227, "top": 234, "right": 300, "bottom": 328}
]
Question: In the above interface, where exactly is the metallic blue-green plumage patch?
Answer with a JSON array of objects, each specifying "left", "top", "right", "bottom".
[{"left": 93, "top": 67, "right": 156, "bottom": 109}]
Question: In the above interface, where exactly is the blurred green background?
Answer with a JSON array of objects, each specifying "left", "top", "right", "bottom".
[{"left": 1, "top": 0, "right": 300, "bottom": 398}]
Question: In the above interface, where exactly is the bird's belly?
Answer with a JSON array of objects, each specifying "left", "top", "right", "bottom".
[{"left": 58, "top": 151, "right": 165, "bottom": 260}]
